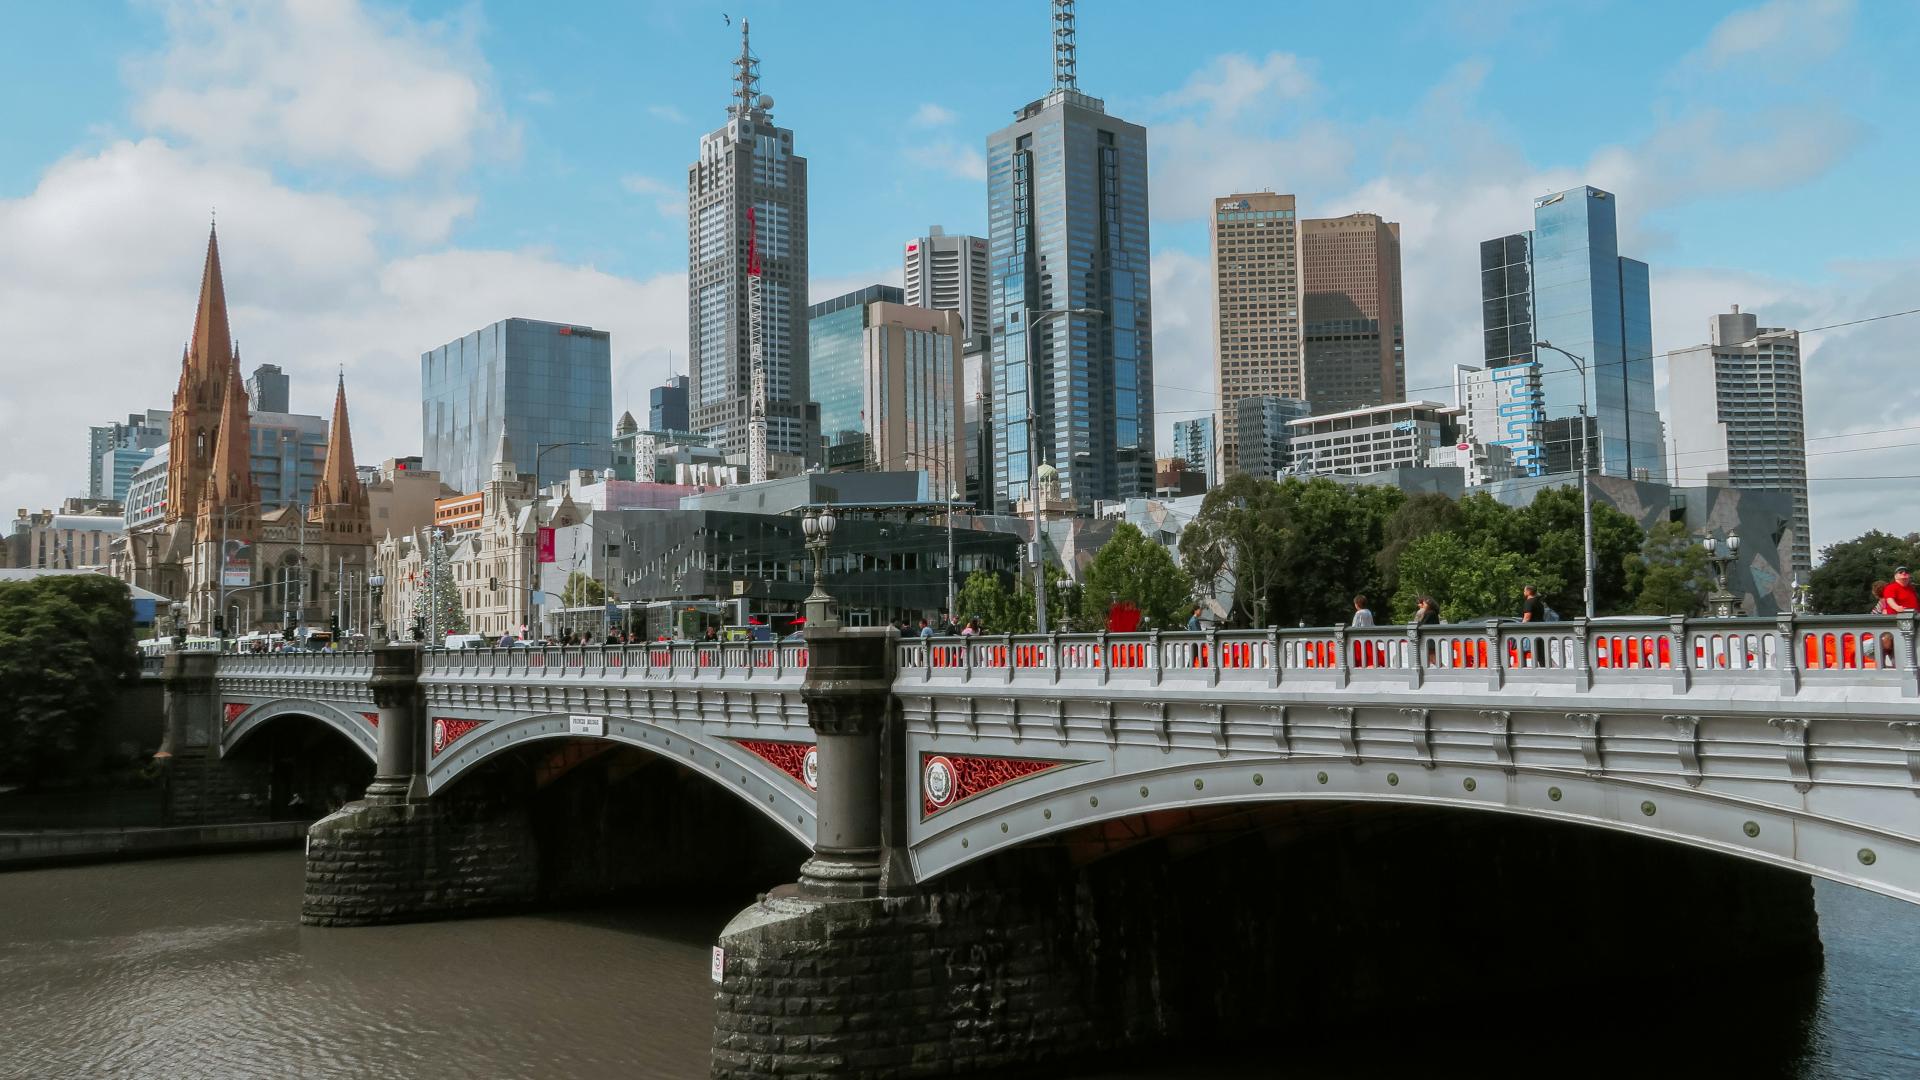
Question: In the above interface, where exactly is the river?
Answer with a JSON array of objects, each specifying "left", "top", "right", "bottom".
[{"left": 0, "top": 852, "right": 1915, "bottom": 1079}]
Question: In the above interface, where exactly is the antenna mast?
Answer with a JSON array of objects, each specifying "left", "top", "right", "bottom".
[{"left": 1052, "top": 0, "right": 1077, "bottom": 91}]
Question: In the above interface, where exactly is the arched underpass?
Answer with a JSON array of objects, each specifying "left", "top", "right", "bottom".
[
  {"left": 193, "top": 713, "right": 374, "bottom": 824},
  {"left": 715, "top": 801, "right": 1831, "bottom": 1079},
  {"left": 305, "top": 738, "right": 808, "bottom": 926}
]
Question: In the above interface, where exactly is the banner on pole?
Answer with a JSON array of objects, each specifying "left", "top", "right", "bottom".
[{"left": 537, "top": 527, "right": 555, "bottom": 563}]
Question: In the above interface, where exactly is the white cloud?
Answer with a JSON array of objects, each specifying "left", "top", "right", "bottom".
[
  {"left": 621, "top": 174, "right": 688, "bottom": 220},
  {"left": 909, "top": 103, "right": 957, "bottom": 128},
  {"left": 647, "top": 104, "right": 690, "bottom": 125},
  {"left": 131, "top": 0, "right": 501, "bottom": 178},
  {"left": 906, "top": 140, "right": 987, "bottom": 182},
  {"left": 1158, "top": 52, "right": 1315, "bottom": 121},
  {"left": 1696, "top": 0, "right": 1855, "bottom": 67}
]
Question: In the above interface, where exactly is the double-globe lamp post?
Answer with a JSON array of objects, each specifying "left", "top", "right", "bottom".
[
  {"left": 1533, "top": 340, "right": 1597, "bottom": 620},
  {"left": 1026, "top": 307, "right": 1102, "bottom": 634},
  {"left": 801, "top": 507, "right": 838, "bottom": 630}
]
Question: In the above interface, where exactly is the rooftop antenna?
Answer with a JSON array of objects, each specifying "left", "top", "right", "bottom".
[
  {"left": 732, "top": 18, "right": 760, "bottom": 121},
  {"left": 1052, "top": 0, "right": 1077, "bottom": 91}
]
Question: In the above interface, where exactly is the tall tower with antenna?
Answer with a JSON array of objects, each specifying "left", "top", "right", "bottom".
[
  {"left": 686, "top": 18, "right": 811, "bottom": 477},
  {"left": 985, "top": 0, "right": 1156, "bottom": 510}
]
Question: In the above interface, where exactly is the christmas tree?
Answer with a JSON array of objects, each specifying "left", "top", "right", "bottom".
[{"left": 411, "top": 529, "right": 468, "bottom": 637}]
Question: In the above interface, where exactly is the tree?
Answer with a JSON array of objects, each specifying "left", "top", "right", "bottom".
[
  {"left": 0, "top": 575, "right": 138, "bottom": 784},
  {"left": 955, "top": 570, "right": 1022, "bottom": 634},
  {"left": 1376, "top": 493, "right": 1461, "bottom": 602},
  {"left": 1808, "top": 531, "right": 1920, "bottom": 614},
  {"left": 561, "top": 570, "right": 607, "bottom": 608},
  {"left": 1511, "top": 486, "right": 1643, "bottom": 616},
  {"left": 1392, "top": 531, "right": 1537, "bottom": 623},
  {"left": 1628, "top": 521, "right": 1713, "bottom": 616},
  {"left": 410, "top": 531, "right": 468, "bottom": 636},
  {"left": 1180, "top": 475, "right": 1402, "bottom": 628},
  {"left": 1079, "top": 523, "right": 1190, "bottom": 630}
]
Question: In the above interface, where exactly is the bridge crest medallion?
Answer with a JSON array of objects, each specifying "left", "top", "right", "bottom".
[
  {"left": 922, "top": 753, "right": 1067, "bottom": 818},
  {"left": 735, "top": 739, "right": 819, "bottom": 791},
  {"left": 431, "top": 717, "right": 482, "bottom": 756}
]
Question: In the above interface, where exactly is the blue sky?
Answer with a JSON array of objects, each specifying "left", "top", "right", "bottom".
[{"left": 2, "top": 0, "right": 1915, "bottom": 552}]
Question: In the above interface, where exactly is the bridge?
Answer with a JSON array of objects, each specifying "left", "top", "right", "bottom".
[{"left": 147, "top": 612, "right": 1920, "bottom": 1078}]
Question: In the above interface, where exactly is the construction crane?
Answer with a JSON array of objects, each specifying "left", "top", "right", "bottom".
[{"left": 746, "top": 204, "right": 768, "bottom": 485}]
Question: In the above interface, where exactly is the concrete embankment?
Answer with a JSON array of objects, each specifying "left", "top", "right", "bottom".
[{"left": 0, "top": 821, "right": 308, "bottom": 870}]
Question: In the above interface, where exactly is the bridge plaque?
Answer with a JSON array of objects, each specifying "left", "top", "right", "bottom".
[{"left": 568, "top": 714, "right": 605, "bottom": 738}]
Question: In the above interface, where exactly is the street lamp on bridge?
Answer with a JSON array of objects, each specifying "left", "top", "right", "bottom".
[
  {"left": 1533, "top": 341, "right": 1597, "bottom": 620},
  {"left": 800, "top": 507, "right": 839, "bottom": 630},
  {"left": 1703, "top": 532, "right": 1745, "bottom": 618}
]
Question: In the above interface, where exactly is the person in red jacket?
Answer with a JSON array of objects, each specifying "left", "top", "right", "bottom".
[{"left": 1882, "top": 567, "right": 1918, "bottom": 614}]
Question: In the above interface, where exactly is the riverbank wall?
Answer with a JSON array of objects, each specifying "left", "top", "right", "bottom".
[{"left": 0, "top": 820, "right": 308, "bottom": 870}]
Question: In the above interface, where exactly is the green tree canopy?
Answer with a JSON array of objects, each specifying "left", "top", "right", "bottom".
[
  {"left": 1385, "top": 489, "right": 1644, "bottom": 622},
  {"left": 1180, "top": 475, "right": 1403, "bottom": 628},
  {"left": 561, "top": 570, "right": 607, "bottom": 608},
  {"left": 1079, "top": 523, "right": 1189, "bottom": 630},
  {"left": 0, "top": 575, "right": 138, "bottom": 784},
  {"left": 1808, "top": 531, "right": 1920, "bottom": 614},
  {"left": 1627, "top": 520, "right": 1714, "bottom": 616}
]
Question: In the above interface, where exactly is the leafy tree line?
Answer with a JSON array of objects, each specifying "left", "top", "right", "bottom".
[
  {"left": 952, "top": 476, "right": 1864, "bottom": 634},
  {"left": 0, "top": 575, "right": 139, "bottom": 785}
]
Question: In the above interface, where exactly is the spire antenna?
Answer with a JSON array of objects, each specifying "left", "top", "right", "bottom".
[
  {"left": 1052, "top": 0, "right": 1078, "bottom": 92},
  {"left": 732, "top": 18, "right": 760, "bottom": 120}
]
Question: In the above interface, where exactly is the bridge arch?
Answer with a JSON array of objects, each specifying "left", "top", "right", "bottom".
[
  {"left": 222, "top": 697, "right": 377, "bottom": 764},
  {"left": 426, "top": 711, "right": 816, "bottom": 845},
  {"left": 910, "top": 754, "right": 1920, "bottom": 905}
]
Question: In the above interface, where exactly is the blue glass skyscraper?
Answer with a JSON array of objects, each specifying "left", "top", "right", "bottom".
[
  {"left": 420, "top": 317, "right": 613, "bottom": 492},
  {"left": 1480, "top": 186, "right": 1664, "bottom": 482},
  {"left": 986, "top": 2, "right": 1154, "bottom": 511}
]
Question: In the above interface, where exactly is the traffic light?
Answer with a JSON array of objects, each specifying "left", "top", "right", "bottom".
[
  {"left": 213, "top": 614, "right": 225, "bottom": 635},
  {"left": 489, "top": 575, "right": 499, "bottom": 591},
  {"left": 410, "top": 618, "right": 425, "bottom": 642},
  {"left": 329, "top": 615, "right": 341, "bottom": 637}
]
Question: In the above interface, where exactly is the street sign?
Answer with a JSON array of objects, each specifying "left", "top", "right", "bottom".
[
  {"left": 568, "top": 714, "right": 604, "bottom": 737},
  {"left": 711, "top": 946, "right": 725, "bottom": 983},
  {"left": 732, "top": 580, "right": 747, "bottom": 596}
]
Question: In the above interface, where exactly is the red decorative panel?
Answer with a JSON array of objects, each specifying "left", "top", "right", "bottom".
[
  {"left": 432, "top": 717, "right": 482, "bottom": 757},
  {"left": 921, "top": 754, "right": 1063, "bottom": 817},
  {"left": 735, "top": 739, "right": 818, "bottom": 791},
  {"left": 223, "top": 703, "right": 246, "bottom": 726},
  {"left": 361, "top": 712, "right": 380, "bottom": 729}
]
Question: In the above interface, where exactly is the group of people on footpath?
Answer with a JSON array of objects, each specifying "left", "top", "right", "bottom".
[
  {"left": 1347, "top": 584, "right": 1561, "bottom": 629},
  {"left": 1871, "top": 566, "right": 1917, "bottom": 615}
]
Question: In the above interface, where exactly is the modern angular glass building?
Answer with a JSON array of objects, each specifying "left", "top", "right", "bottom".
[
  {"left": 420, "top": 317, "right": 613, "bottom": 493},
  {"left": 1478, "top": 186, "right": 1664, "bottom": 482},
  {"left": 986, "top": 4, "right": 1154, "bottom": 511},
  {"left": 806, "top": 284, "right": 904, "bottom": 447},
  {"left": 648, "top": 375, "right": 689, "bottom": 433}
]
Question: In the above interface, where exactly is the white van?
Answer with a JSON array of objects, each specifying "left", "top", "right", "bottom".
[{"left": 439, "top": 634, "right": 486, "bottom": 650}]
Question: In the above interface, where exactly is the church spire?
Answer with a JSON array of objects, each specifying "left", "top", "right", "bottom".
[
  {"left": 311, "top": 373, "right": 360, "bottom": 511},
  {"left": 189, "top": 220, "right": 235, "bottom": 379},
  {"left": 200, "top": 355, "right": 256, "bottom": 515},
  {"left": 491, "top": 418, "right": 518, "bottom": 482}
]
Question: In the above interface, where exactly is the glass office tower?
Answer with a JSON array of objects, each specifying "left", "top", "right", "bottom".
[
  {"left": 986, "top": 4, "right": 1154, "bottom": 511},
  {"left": 421, "top": 317, "right": 613, "bottom": 492},
  {"left": 1479, "top": 186, "right": 1663, "bottom": 482},
  {"left": 807, "top": 284, "right": 904, "bottom": 447}
]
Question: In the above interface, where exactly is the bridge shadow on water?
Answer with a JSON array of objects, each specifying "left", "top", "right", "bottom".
[{"left": 949, "top": 802, "right": 1836, "bottom": 1080}]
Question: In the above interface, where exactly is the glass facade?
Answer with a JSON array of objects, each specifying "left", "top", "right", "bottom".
[
  {"left": 806, "top": 285, "right": 903, "bottom": 446},
  {"left": 250, "top": 411, "right": 328, "bottom": 510},
  {"left": 420, "top": 318, "right": 613, "bottom": 493},
  {"left": 1525, "top": 186, "right": 1664, "bottom": 481},
  {"left": 648, "top": 375, "right": 689, "bottom": 432},
  {"left": 1171, "top": 416, "right": 1215, "bottom": 488},
  {"left": 987, "top": 88, "right": 1155, "bottom": 511}
]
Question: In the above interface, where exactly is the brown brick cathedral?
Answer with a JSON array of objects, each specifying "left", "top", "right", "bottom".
[{"left": 119, "top": 224, "right": 372, "bottom": 638}]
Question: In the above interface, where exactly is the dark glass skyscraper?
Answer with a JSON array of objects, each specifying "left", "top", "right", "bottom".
[
  {"left": 986, "top": 2, "right": 1154, "bottom": 511},
  {"left": 648, "top": 375, "right": 689, "bottom": 433},
  {"left": 1478, "top": 186, "right": 1663, "bottom": 482},
  {"left": 807, "top": 284, "right": 904, "bottom": 447}
]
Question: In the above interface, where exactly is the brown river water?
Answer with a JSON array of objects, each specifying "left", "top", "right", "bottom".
[{"left": 0, "top": 852, "right": 1915, "bottom": 1079}]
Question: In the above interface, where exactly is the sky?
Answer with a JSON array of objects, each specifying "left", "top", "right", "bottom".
[{"left": 2, "top": 0, "right": 1916, "bottom": 557}]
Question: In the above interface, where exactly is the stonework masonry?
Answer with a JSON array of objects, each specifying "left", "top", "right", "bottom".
[{"left": 303, "top": 797, "right": 539, "bottom": 927}]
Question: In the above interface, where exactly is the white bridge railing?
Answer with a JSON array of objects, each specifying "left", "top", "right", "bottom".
[
  {"left": 417, "top": 641, "right": 809, "bottom": 678},
  {"left": 898, "top": 615, "right": 1919, "bottom": 695}
]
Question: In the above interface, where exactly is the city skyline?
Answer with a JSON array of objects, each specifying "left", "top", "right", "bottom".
[{"left": 0, "top": 1, "right": 1916, "bottom": 551}]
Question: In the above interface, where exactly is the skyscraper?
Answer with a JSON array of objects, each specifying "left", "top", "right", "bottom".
[
  {"left": 807, "top": 284, "right": 905, "bottom": 449},
  {"left": 1668, "top": 306, "right": 1811, "bottom": 577},
  {"left": 1171, "top": 416, "right": 1216, "bottom": 489},
  {"left": 862, "top": 302, "right": 966, "bottom": 497},
  {"left": 88, "top": 409, "right": 169, "bottom": 502},
  {"left": 1234, "top": 395, "right": 1312, "bottom": 480},
  {"left": 1300, "top": 212, "right": 1404, "bottom": 414},
  {"left": 1210, "top": 192, "right": 1301, "bottom": 477},
  {"left": 246, "top": 363, "right": 289, "bottom": 413},
  {"left": 1479, "top": 186, "right": 1664, "bottom": 481},
  {"left": 420, "top": 318, "right": 613, "bottom": 493},
  {"left": 687, "top": 21, "right": 810, "bottom": 468},
  {"left": 905, "top": 227, "right": 990, "bottom": 338},
  {"left": 649, "top": 374, "right": 689, "bottom": 432},
  {"left": 987, "top": 0, "right": 1154, "bottom": 511}
]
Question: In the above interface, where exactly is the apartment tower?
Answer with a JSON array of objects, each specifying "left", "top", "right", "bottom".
[
  {"left": 904, "top": 227, "right": 990, "bottom": 339},
  {"left": 1300, "top": 212, "right": 1405, "bottom": 414}
]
